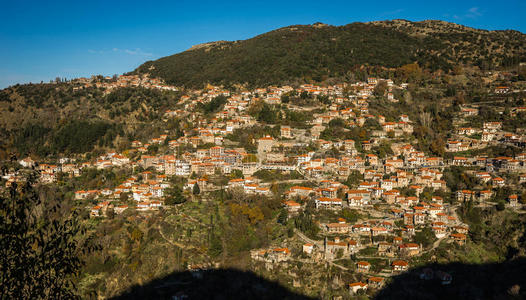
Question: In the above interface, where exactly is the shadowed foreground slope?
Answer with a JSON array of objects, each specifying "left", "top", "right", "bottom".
[
  {"left": 108, "top": 258, "right": 526, "bottom": 299},
  {"left": 110, "top": 268, "right": 316, "bottom": 300},
  {"left": 375, "top": 258, "right": 526, "bottom": 300}
]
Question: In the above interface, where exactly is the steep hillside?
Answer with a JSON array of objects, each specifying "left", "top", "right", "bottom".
[
  {"left": 133, "top": 20, "right": 526, "bottom": 88},
  {"left": 0, "top": 83, "right": 183, "bottom": 158},
  {"left": 372, "top": 19, "right": 525, "bottom": 68}
]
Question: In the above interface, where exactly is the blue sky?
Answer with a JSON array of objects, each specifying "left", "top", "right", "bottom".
[{"left": 1, "top": 0, "right": 525, "bottom": 88}]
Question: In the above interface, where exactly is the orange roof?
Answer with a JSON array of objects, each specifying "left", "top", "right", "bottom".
[
  {"left": 451, "top": 233, "right": 466, "bottom": 239},
  {"left": 273, "top": 248, "right": 290, "bottom": 254},
  {"left": 392, "top": 260, "right": 408, "bottom": 266},
  {"left": 291, "top": 186, "right": 313, "bottom": 191},
  {"left": 349, "top": 282, "right": 367, "bottom": 287},
  {"left": 317, "top": 197, "right": 342, "bottom": 202},
  {"left": 259, "top": 136, "right": 274, "bottom": 141}
]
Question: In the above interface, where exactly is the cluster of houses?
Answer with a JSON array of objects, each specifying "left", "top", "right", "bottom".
[
  {"left": 7, "top": 75, "right": 525, "bottom": 296},
  {"left": 250, "top": 247, "right": 291, "bottom": 264},
  {"left": 456, "top": 105, "right": 526, "bottom": 146},
  {"left": 11, "top": 78, "right": 524, "bottom": 216},
  {"left": 76, "top": 171, "right": 168, "bottom": 216},
  {"left": 71, "top": 74, "right": 178, "bottom": 92}
]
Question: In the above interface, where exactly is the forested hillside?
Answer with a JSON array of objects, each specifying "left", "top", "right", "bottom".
[
  {"left": 0, "top": 84, "right": 183, "bottom": 158},
  {"left": 133, "top": 20, "right": 526, "bottom": 88}
]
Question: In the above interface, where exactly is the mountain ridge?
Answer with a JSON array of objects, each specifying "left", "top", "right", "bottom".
[{"left": 132, "top": 20, "right": 526, "bottom": 88}]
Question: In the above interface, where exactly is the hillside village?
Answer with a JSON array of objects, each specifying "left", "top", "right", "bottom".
[
  {"left": 69, "top": 74, "right": 179, "bottom": 93},
  {"left": 4, "top": 69, "right": 526, "bottom": 297}
]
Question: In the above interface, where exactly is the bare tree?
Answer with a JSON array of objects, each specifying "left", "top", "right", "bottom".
[{"left": 419, "top": 111, "right": 433, "bottom": 128}]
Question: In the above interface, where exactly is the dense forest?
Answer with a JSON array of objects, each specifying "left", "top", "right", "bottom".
[
  {"left": 12, "top": 121, "right": 120, "bottom": 157},
  {"left": 133, "top": 20, "right": 526, "bottom": 88}
]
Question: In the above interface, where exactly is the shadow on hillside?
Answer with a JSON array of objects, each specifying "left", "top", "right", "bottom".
[
  {"left": 109, "top": 259, "right": 526, "bottom": 299},
  {"left": 110, "top": 268, "right": 316, "bottom": 300},
  {"left": 374, "top": 257, "right": 526, "bottom": 300}
]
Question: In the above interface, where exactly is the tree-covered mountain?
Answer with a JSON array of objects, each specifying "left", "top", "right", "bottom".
[{"left": 132, "top": 20, "right": 526, "bottom": 88}]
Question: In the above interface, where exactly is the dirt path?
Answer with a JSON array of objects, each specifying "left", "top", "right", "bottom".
[{"left": 294, "top": 228, "right": 324, "bottom": 248}]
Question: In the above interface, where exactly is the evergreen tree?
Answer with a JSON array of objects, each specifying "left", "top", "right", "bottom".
[
  {"left": 208, "top": 234, "right": 223, "bottom": 258},
  {"left": 277, "top": 208, "right": 288, "bottom": 225},
  {"left": 193, "top": 182, "right": 201, "bottom": 195},
  {"left": 0, "top": 173, "right": 93, "bottom": 299},
  {"left": 165, "top": 186, "right": 187, "bottom": 205}
]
